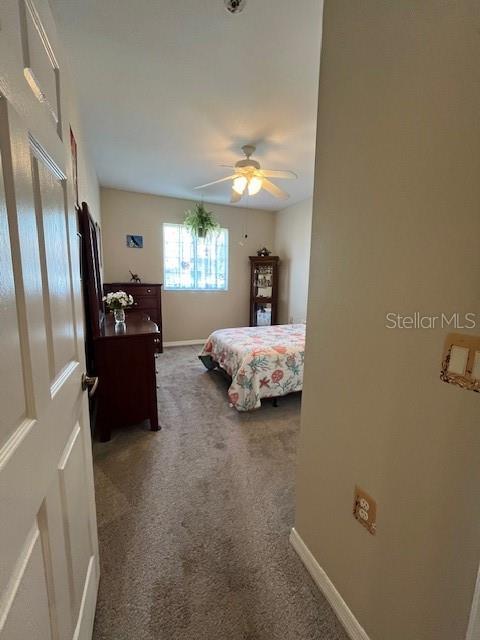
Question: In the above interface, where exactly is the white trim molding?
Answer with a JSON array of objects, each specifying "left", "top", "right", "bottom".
[
  {"left": 163, "top": 339, "right": 206, "bottom": 347},
  {"left": 289, "top": 528, "right": 370, "bottom": 640}
]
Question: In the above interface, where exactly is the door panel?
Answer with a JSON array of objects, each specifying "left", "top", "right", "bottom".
[
  {"left": 31, "top": 147, "right": 76, "bottom": 383},
  {"left": 0, "top": 0, "right": 99, "bottom": 637},
  {"left": 0, "top": 152, "right": 28, "bottom": 447},
  {"left": 1, "top": 525, "right": 53, "bottom": 640},
  {"left": 58, "top": 424, "right": 94, "bottom": 619},
  {"left": 20, "top": 0, "right": 61, "bottom": 133},
  {"left": 41, "top": 483, "right": 74, "bottom": 640}
]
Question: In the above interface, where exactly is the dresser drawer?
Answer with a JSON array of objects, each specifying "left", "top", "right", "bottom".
[
  {"left": 103, "top": 282, "right": 162, "bottom": 354},
  {"left": 129, "top": 285, "right": 157, "bottom": 297},
  {"left": 127, "top": 307, "right": 158, "bottom": 323},
  {"left": 151, "top": 334, "right": 162, "bottom": 354},
  {"left": 131, "top": 295, "right": 156, "bottom": 309},
  {"left": 104, "top": 284, "right": 157, "bottom": 297}
]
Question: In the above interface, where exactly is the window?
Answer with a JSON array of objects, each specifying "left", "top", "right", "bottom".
[{"left": 163, "top": 223, "right": 228, "bottom": 290}]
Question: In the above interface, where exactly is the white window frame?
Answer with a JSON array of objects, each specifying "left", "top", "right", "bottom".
[{"left": 163, "top": 223, "right": 229, "bottom": 291}]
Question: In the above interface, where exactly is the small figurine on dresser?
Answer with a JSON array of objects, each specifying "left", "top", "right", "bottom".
[
  {"left": 257, "top": 247, "right": 272, "bottom": 257},
  {"left": 129, "top": 270, "right": 141, "bottom": 283}
]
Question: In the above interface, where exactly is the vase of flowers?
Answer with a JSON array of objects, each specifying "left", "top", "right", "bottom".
[
  {"left": 103, "top": 290, "right": 134, "bottom": 325},
  {"left": 114, "top": 308, "right": 126, "bottom": 323}
]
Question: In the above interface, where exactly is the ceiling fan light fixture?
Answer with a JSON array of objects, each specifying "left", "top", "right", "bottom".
[
  {"left": 193, "top": 145, "right": 296, "bottom": 201},
  {"left": 248, "top": 176, "right": 263, "bottom": 196},
  {"left": 232, "top": 175, "right": 248, "bottom": 194}
]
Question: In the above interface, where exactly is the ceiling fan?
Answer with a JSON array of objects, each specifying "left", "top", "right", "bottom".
[{"left": 194, "top": 145, "right": 298, "bottom": 203}]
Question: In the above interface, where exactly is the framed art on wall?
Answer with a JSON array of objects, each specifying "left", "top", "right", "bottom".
[
  {"left": 127, "top": 234, "right": 143, "bottom": 248},
  {"left": 96, "top": 222, "right": 103, "bottom": 267}
]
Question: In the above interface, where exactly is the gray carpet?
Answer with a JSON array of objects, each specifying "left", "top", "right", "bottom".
[{"left": 92, "top": 345, "right": 348, "bottom": 640}]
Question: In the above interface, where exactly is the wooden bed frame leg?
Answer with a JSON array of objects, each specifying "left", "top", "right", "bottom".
[{"left": 272, "top": 398, "right": 278, "bottom": 408}]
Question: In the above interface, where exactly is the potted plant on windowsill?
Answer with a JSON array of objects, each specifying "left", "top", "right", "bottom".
[{"left": 184, "top": 203, "right": 219, "bottom": 238}]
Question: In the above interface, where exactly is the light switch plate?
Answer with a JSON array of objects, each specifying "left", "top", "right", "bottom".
[{"left": 353, "top": 486, "right": 377, "bottom": 535}]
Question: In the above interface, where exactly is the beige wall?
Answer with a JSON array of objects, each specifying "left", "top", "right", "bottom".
[
  {"left": 275, "top": 198, "right": 312, "bottom": 324},
  {"left": 0, "top": 0, "right": 100, "bottom": 224},
  {"left": 296, "top": 2, "right": 480, "bottom": 640},
  {"left": 68, "top": 93, "right": 100, "bottom": 222},
  {"left": 48, "top": 2, "right": 101, "bottom": 222},
  {"left": 100, "top": 188, "right": 275, "bottom": 342}
]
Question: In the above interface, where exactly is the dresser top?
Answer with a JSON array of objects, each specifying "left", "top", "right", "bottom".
[
  {"left": 104, "top": 282, "right": 163, "bottom": 287},
  {"left": 97, "top": 316, "right": 159, "bottom": 339},
  {"left": 248, "top": 256, "right": 279, "bottom": 262}
]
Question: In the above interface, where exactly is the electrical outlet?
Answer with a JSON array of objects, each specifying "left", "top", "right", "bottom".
[{"left": 353, "top": 486, "right": 377, "bottom": 535}]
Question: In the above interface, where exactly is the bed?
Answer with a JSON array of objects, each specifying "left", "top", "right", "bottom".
[{"left": 199, "top": 324, "right": 306, "bottom": 411}]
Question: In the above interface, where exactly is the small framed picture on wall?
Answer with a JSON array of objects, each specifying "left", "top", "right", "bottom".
[{"left": 127, "top": 235, "right": 143, "bottom": 249}]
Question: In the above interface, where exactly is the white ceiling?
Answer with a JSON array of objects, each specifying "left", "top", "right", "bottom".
[{"left": 51, "top": 0, "right": 323, "bottom": 211}]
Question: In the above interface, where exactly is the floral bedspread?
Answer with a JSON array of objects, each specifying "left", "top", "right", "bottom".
[{"left": 199, "top": 324, "right": 306, "bottom": 411}]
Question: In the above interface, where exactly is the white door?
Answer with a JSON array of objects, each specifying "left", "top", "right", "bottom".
[{"left": 0, "top": 0, "right": 99, "bottom": 638}]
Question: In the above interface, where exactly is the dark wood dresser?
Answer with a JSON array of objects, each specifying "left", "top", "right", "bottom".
[
  {"left": 103, "top": 282, "right": 163, "bottom": 352},
  {"left": 78, "top": 202, "right": 162, "bottom": 441},
  {"left": 94, "top": 317, "right": 161, "bottom": 442}
]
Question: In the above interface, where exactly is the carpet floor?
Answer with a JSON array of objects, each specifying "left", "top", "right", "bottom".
[{"left": 92, "top": 345, "right": 348, "bottom": 640}]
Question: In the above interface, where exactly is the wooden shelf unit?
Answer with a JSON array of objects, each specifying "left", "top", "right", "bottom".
[{"left": 249, "top": 256, "right": 279, "bottom": 326}]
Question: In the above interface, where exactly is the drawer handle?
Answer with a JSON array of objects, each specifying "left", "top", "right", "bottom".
[
  {"left": 147, "top": 289, "right": 151, "bottom": 293},
  {"left": 154, "top": 338, "right": 161, "bottom": 344},
  {"left": 133, "top": 302, "right": 138, "bottom": 306}
]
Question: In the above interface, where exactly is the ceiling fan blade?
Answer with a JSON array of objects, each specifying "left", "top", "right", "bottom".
[
  {"left": 222, "top": 165, "right": 250, "bottom": 176},
  {"left": 262, "top": 179, "right": 289, "bottom": 200},
  {"left": 230, "top": 189, "right": 242, "bottom": 203},
  {"left": 194, "top": 175, "right": 237, "bottom": 190},
  {"left": 260, "top": 169, "right": 298, "bottom": 179}
]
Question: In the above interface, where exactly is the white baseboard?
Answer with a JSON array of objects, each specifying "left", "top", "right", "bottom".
[
  {"left": 163, "top": 339, "right": 206, "bottom": 347},
  {"left": 289, "top": 528, "right": 370, "bottom": 640}
]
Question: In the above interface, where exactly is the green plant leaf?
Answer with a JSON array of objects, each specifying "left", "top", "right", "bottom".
[{"left": 184, "top": 203, "right": 219, "bottom": 237}]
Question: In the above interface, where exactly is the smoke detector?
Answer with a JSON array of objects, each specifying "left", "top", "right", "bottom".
[{"left": 224, "top": 0, "right": 247, "bottom": 14}]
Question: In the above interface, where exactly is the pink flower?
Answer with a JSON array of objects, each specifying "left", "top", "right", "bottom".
[
  {"left": 273, "top": 345, "right": 287, "bottom": 354},
  {"left": 229, "top": 392, "right": 239, "bottom": 405}
]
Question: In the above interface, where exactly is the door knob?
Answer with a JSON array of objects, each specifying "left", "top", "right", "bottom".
[{"left": 81, "top": 373, "right": 99, "bottom": 397}]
